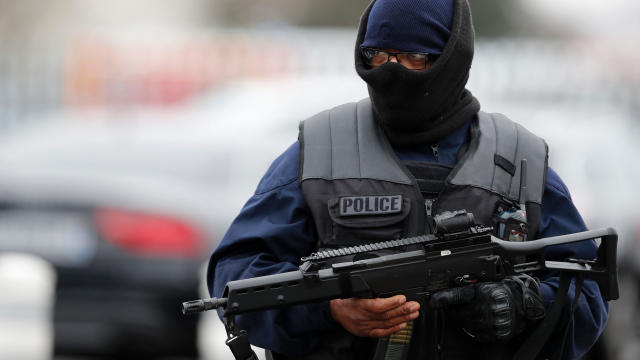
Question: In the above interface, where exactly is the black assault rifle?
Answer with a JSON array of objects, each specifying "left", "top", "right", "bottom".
[{"left": 182, "top": 211, "right": 619, "bottom": 360}]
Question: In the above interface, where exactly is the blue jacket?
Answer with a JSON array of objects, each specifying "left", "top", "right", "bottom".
[{"left": 208, "top": 120, "right": 608, "bottom": 359}]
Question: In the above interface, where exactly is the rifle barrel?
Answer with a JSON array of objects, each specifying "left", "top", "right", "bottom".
[{"left": 182, "top": 298, "right": 228, "bottom": 315}]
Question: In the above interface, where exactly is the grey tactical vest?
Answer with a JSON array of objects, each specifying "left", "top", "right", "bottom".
[
  {"left": 288, "top": 98, "right": 548, "bottom": 360},
  {"left": 299, "top": 98, "right": 548, "bottom": 251}
]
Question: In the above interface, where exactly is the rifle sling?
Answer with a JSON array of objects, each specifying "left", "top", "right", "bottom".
[
  {"left": 551, "top": 274, "right": 585, "bottom": 360},
  {"left": 225, "top": 329, "right": 259, "bottom": 360},
  {"left": 513, "top": 272, "right": 574, "bottom": 360}
]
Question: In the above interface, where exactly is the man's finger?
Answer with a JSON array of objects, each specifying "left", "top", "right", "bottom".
[
  {"left": 360, "top": 295, "right": 406, "bottom": 313},
  {"left": 371, "top": 301, "right": 420, "bottom": 320},
  {"left": 363, "top": 309, "right": 420, "bottom": 330},
  {"left": 368, "top": 322, "right": 408, "bottom": 338}
]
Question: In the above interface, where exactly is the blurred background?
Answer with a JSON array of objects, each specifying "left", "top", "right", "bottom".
[{"left": 0, "top": 0, "right": 638, "bottom": 359}]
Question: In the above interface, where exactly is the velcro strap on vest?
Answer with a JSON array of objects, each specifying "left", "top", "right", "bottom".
[
  {"left": 494, "top": 154, "right": 516, "bottom": 176},
  {"left": 403, "top": 161, "right": 453, "bottom": 196}
]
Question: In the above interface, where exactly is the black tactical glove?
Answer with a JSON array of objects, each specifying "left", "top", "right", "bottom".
[{"left": 429, "top": 274, "right": 546, "bottom": 343}]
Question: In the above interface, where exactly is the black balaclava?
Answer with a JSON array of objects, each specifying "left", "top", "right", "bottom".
[{"left": 355, "top": 0, "right": 480, "bottom": 148}]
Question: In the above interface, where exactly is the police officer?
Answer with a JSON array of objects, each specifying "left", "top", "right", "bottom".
[{"left": 207, "top": 0, "right": 608, "bottom": 359}]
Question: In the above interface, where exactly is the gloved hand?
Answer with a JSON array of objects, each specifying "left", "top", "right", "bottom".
[{"left": 429, "top": 274, "right": 546, "bottom": 343}]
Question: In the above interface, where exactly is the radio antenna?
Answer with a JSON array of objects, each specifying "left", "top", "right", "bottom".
[{"left": 519, "top": 159, "right": 528, "bottom": 213}]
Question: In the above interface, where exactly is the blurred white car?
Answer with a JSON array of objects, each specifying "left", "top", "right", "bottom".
[{"left": 0, "top": 73, "right": 368, "bottom": 358}]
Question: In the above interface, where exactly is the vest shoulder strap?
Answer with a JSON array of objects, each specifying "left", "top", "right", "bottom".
[
  {"left": 299, "top": 98, "right": 412, "bottom": 185},
  {"left": 299, "top": 103, "right": 548, "bottom": 205},
  {"left": 449, "top": 112, "right": 548, "bottom": 204}
]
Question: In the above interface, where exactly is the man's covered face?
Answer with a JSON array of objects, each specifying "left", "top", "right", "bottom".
[{"left": 355, "top": 0, "right": 480, "bottom": 148}]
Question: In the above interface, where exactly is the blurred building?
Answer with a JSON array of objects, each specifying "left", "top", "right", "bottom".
[{"left": 1, "top": 0, "right": 638, "bottom": 129}]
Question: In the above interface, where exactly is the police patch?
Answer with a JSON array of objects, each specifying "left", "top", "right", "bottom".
[{"left": 339, "top": 195, "right": 403, "bottom": 217}]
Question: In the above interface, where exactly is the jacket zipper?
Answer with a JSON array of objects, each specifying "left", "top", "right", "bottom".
[
  {"left": 431, "top": 144, "right": 439, "bottom": 161},
  {"left": 425, "top": 199, "right": 434, "bottom": 217},
  {"left": 425, "top": 199, "right": 434, "bottom": 233}
]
